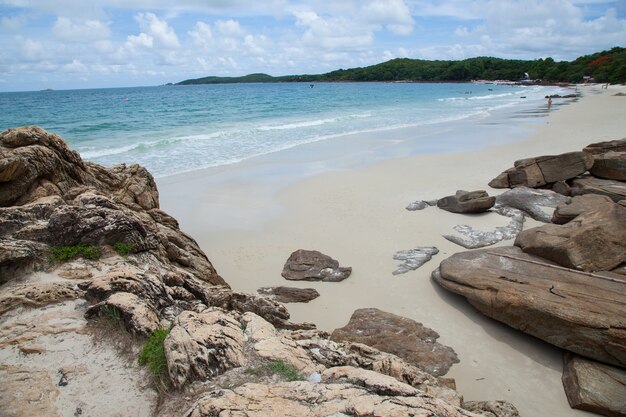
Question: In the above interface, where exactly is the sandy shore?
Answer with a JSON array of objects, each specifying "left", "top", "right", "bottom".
[{"left": 159, "top": 84, "right": 626, "bottom": 417}]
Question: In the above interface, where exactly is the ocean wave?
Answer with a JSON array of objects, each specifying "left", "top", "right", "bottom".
[{"left": 257, "top": 113, "right": 371, "bottom": 131}]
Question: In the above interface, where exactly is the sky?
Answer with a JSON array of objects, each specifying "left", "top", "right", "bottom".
[{"left": 1, "top": 0, "right": 625, "bottom": 91}]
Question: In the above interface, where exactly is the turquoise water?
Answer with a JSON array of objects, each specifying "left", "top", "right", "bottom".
[{"left": 0, "top": 82, "right": 564, "bottom": 177}]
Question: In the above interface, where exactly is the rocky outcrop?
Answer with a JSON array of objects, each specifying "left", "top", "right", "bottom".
[
  {"left": 281, "top": 249, "right": 351, "bottom": 282},
  {"left": 463, "top": 401, "right": 521, "bottom": 417},
  {"left": 392, "top": 246, "right": 439, "bottom": 275},
  {"left": 489, "top": 152, "right": 593, "bottom": 188},
  {"left": 495, "top": 187, "right": 570, "bottom": 222},
  {"left": 437, "top": 190, "right": 496, "bottom": 214},
  {"left": 590, "top": 151, "right": 626, "bottom": 181},
  {"left": 433, "top": 246, "right": 626, "bottom": 368},
  {"left": 331, "top": 308, "right": 459, "bottom": 376},
  {"left": 257, "top": 286, "right": 320, "bottom": 303},
  {"left": 183, "top": 381, "right": 485, "bottom": 417},
  {"left": 571, "top": 175, "right": 626, "bottom": 202},
  {"left": 516, "top": 203, "right": 626, "bottom": 272},
  {"left": 562, "top": 352, "right": 626, "bottom": 417},
  {"left": 552, "top": 194, "right": 616, "bottom": 224},
  {"left": 583, "top": 138, "right": 626, "bottom": 155},
  {"left": 164, "top": 309, "right": 245, "bottom": 388}
]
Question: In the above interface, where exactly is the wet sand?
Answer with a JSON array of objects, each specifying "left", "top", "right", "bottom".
[{"left": 159, "top": 84, "right": 626, "bottom": 416}]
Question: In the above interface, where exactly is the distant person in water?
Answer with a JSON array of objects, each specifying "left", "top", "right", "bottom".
[{"left": 547, "top": 97, "right": 552, "bottom": 108}]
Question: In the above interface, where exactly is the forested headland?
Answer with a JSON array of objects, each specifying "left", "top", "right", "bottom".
[{"left": 178, "top": 46, "right": 625, "bottom": 85}]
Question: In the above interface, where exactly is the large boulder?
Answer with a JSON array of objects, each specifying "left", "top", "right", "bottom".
[
  {"left": 495, "top": 187, "right": 570, "bottom": 222},
  {"left": 489, "top": 152, "right": 593, "bottom": 188},
  {"left": 282, "top": 249, "right": 351, "bottom": 282},
  {"left": 562, "top": 352, "right": 626, "bottom": 417},
  {"left": 584, "top": 137, "right": 626, "bottom": 180},
  {"left": 330, "top": 308, "right": 458, "bottom": 376},
  {"left": 583, "top": 138, "right": 626, "bottom": 155},
  {"left": 571, "top": 175, "right": 626, "bottom": 202},
  {"left": 551, "top": 194, "right": 615, "bottom": 224},
  {"left": 516, "top": 203, "right": 626, "bottom": 272},
  {"left": 433, "top": 246, "right": 626, "bottom": 368},
  {"left": 437, "top": 190, "right": 495, "bottom": 214},
  {"left": 184, "top": 381, "right": 485, "bottom": 417},
  {"left": 164, "top": 309, "right": 245, "bottom": 388}
]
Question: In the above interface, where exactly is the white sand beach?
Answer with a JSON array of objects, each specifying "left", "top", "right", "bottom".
[{"left": 159, "top": 84, "right": 626, "bottom": 417}]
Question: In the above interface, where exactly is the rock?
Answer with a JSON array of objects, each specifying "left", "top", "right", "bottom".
[
  {"left": 164, "top": 309, "right": 245, "bottom": 388},
  {"left": 562, "top": 352, "right": 626, "bottom": 417},
  {"left": 0, "top": 281, "right": 82, "bottom": 315},
  {"left": 571, "top": 175, "right": 626, "bottom": 202},
  {"left": 552, "top": 194, "right": 615, "bottom": 224},
  {"left": 489, "top": 151, "right": 593, "bottom": 188},
  {"left": 463, "top": 401, "right": 521, "bottom": 417},
  {"left": 552, "top": 180, "right": 572, "bottom": 196},
  {"left": 590, "top": 151, "right": 626, "bottom": 181},
  {"left": 433, "top": 246, "right": 626, "bottom": 367},
  {"left": 443, "top": 206, "right": 525, "bottom": 249},
  {"left": 321, "top": 366, "right": 419, "bottom": 396},
  {"left": 242, "top": 312, "right": 319, "bottom": 374},
  {"left": 331, "top": 308, "right": 459, "bottom": 376},
  {"left": 85, "top": 292, "right": 160, "bottom": 336},
  {"left": 184, "top": 381, "right": 483, "bottom": 417},
  {"left": 495, "top": 186, "right": 570, "bottom": 222},
  {"left": 583, "top": 138, "right": 626, "bottom": 155},
  {"left": 281, "top": 250, "right": 351, "bottom": 282},
  {"left": 392, "top": 246, "right": 439, "bottom": 275},
  {"left": 516, "top": 203, "right": 626, "bottom": 271},
  {"left": 406, "top": 200, "right": 429, "bottom": 211},
  {"left": 257, "top": 286, "right": 320, "bottom": 303},
  {"left": 437, "top": 190, "right": 496, "bottom": 214}
]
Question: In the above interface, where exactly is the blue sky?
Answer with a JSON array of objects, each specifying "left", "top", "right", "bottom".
[{"left": 1, "top": 0, "right": 625, "bottom": 91}]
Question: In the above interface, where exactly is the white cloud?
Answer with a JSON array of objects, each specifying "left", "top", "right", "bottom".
[
  {"left": 189, "top": 21, "right": 213, "bottom": 48},
  {"left": 52, "top": 17, "right": 110, "bottom": 42},
  {"left": 361, "top": 0, "right": 414, "bottom": 35},
  {"left": 14, "top": 36, "right": 47, "bottom": 61},
  {"left": 126, "top": 32, "right": 154, "bottom": 50},
  {"left": 215, "top": 19, "right": 245, "bottom": 37},
  {"left": 1, "top": 14, "right": 28, "bottom": 31},
  {"left": 135, "top": 12, "right": 180, "bottom": 49}
]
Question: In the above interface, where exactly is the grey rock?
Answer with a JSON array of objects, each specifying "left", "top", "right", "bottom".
[
  {"left": 562, "top": 352, "right": 626, "bottom": 417},
  {"left": 463, "top": 401, "right": 521, "bottom": 417},
  {"left": 437, "top": 190, "right": 496, "bottom": 214},
  {"left": 590, "top": 151, "right": 626, "bottom": 181},
  {"left": 552, "top": 194, "right": 615, "bottom": 224},
  {"left": 392, "top": 246, "right": 439, "bottom": 275},
  {"left": 443, "top": 206, "right": 525, "bottom": 249},
  {"left": 406, "top": 200, "right": 429, "bottom": 211},
  {"left": 282, "top": 249, "right": 351, "bottom": 282},
  {"left": 552, "top": 180, "right": 572, "bottom": 196},
  {"left": 583, "top": 138, "right": 626, "bottom": 155},
  {"left": 495, "top": 186, "right": 570, "bottom": 222}
]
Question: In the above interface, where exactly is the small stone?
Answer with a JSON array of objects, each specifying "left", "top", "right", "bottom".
[
  {"left": 392, "top": 247, "right": 439, "bottom": 275},
  {"left": 406, "top": 201, "right": 429, "bottom": 211}
]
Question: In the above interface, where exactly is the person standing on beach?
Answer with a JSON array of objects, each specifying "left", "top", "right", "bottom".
[{"left": 548, "top": 97, "right": 552, "bottom": 108}]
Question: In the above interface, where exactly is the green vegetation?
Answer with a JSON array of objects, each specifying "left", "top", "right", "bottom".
[
  {"left": 267, "top": 360, "right": 301, "bottom": 381},
  {"left": 49, "top": 243, "right": 101, "bottom": 262},
  {"left": 138, "top": 328, "right": 170, "bottom": 377},
  {"left": 100, "top": 305, "right": 123, "bottom": 326},
  {"left": 113, "top": 242, "right": 136, "bottom": 256},
  {"left": 178, "top": 46, "right": 626, "bottom": 85}
]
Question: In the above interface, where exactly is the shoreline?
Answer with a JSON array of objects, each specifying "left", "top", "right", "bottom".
[{"left": 158, "top": 83, "right": 625, "bottom": 417}]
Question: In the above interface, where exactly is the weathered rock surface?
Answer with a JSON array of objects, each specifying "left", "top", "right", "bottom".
[
  {"left": 443, "top": 206, "right": 525, "bottom": 249},
  {"left": 282, "top": 249, "right": 351, "bottom": 282},
  {"left": 489, "top": 151, "right": 593, "bottom": 188},
  {"left": 183, "top": 381, "right": 483, "bottom": 417},
  {"left": 463, "top": 401, "right": 521, "bottom": 417},
  {"left": 257, "top": 286, "right": 320, "bottom": 303},
  {"left": 516, "top": 203, "right": 626, "bottom": 271},
  {"left": 583, "top": 138, "right": 626, "bottom": 155},
  {"left": 495, "top": 187, "right": 570, "bottom": 222},
  {"left": 331, "top": 308, "right": 459, "bottom": 376},
  {"left": 86, "top": 292, "right": 160, "bottom": 336},
  {"left": 406, "top": 200, "right": 429, "bottom": 211},
  {"left": 433, "top": 246, "right": 626, "bottom": 367},
  {"left": 437, "top": 190, "right": 496, "bottom": 214},
  {"left": 552, "top": 194, "right": 616, "bottom": 224},
  {"left": 321, "top": 365, "right": 420, "bottom": 396},
  {"left": 571, "top": 175, "right": 626, "bottom": 202},
  {"left": 164, "top": 309, "right": 245, "bottom": 388},
  {"left": 562, "top": 352, "right": 626, "bottom": 417},
  {"left": 590, "top": 151, "right": 626, "bottom": 181},
  {"left": 392, "top": 246, "right": 439, "bottom": 275}
]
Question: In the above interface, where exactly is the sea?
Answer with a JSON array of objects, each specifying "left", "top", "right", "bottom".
[{"left": 0, "top": 82, "right": 568, "bottom": 178}]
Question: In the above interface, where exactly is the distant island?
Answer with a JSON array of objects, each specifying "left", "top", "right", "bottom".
[{"left": 178, "top": 46, "right": 625, "bottom": 85}]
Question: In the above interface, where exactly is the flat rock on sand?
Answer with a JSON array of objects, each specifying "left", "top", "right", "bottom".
[
  {"left": 433, "top": 246, "right": 626, "bottom": 368},
  {"left": 257, "top": 286, "right": 320, "bottom": 303},
  {"left": 562, "top": 352, "right": 626, "bottom": 417},
  {"left": 571, "top": 175, "right": 626, "bottom": 202},
  {"left": 330, "top": 308, "right": 459, "bottom": 377},
  {"left": 282, "top": 249, "right": 351, "bottom": 282}
]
